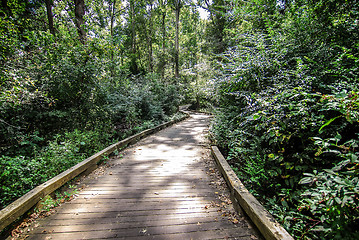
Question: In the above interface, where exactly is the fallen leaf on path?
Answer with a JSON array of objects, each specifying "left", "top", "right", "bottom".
[{"left": 231, "top": 218, "right": 239, "bottom": 224}]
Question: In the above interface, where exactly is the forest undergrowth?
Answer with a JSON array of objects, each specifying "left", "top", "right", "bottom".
[{"left": 209, "top": 1, "right": 359, "bottom": 239}]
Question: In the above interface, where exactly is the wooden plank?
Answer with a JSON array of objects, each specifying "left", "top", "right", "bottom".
[
  {"left": 42, "top": 208, "right": 220, "bottom": 220},
  {"left": 0, "top": 113, "right": 189, "bottom": 232},
  {"left": 0, "top": 153, "right": 102, "bottom": 232},
  {"left": 53, "top": 204, "right": 210, "bottom": 214},
  {"left": 37, "top": 210, "right": 223, "bottom": 224},
  {"left": 6, "top": 113, "right": 261, "bottom": 240},
  {"left": 74, "top": 193, "right": 215, "bottom": 200},
  {"left": 211, "top": 146, "right": 293, "bottom": 240},
  {"left": 75, "top": 193, "right": 215, "bottom": 200},
  {"left": 88, "top": 175, "right": 211, "bottom": 181},
  {"left": 79, "top": 184, "right": 210, "bottom": 189},
  {"left": 26, "top": 228, "right": 253, "bottom": 240},
  {"left": 26, "top": 221, "right": 251, "bottom": 239},
  {"left": 62, "top": 197, "right": 211, "bottom": 204},
  {"left": 30, "top": 216, "right": 230, "bottom": 234},
  {"left": 36, "top": 211, "right": 224, "bottom": 226},
  {"left": 77, "top": 188, "right": 215, "bottom": 194}
]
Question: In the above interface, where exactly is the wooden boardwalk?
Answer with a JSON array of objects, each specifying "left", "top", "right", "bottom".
[{"left": 23, "top": 113, "right": 260, "bottom": 240}]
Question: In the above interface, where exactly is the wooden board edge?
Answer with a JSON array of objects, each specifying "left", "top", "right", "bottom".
[
  {"left": 0, "top": 112, "right": 189, "bottom": 232},
  {"left": 210, "top": 146, "right": 294, "bottom": 240}
]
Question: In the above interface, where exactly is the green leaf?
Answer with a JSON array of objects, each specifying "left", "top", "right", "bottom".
[
  {"left": 319, "top": 116, "right": 342, "bottom": 133},
  {"left": 299, "top": 177, "right": 313, "bottom": 185},
  {"left": 253, "top": 114, "right": 260, "bottom": 120}
]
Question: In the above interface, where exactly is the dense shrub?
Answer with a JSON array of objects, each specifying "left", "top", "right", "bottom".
[
  {"left": 211, "top": 81, "right": 359, "bottom": 238},
  {"left": 0, "top": 129, "right": 109, "bottom": 209},
  {"left": 210, "top": 2, "right": 359, "bottom": 238},
  {"left": 0, "top": 33, "right": 182, "bottom": 209}
]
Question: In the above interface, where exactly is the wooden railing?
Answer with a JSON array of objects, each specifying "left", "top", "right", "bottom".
[{"left": 0, "top": 112, "right": 189, "bottom": 232}]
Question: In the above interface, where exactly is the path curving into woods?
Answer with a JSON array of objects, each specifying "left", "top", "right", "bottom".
[{"left": 21, "top": 113, "right": 261, "bottom": 240}]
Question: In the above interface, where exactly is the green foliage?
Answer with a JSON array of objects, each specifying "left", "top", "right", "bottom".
[
  {"left": 210, "top": 1, "right": 359, "bottom": 238},
  {"left": 105, "top": 75, "right": 181, "bottom": 138},
  {"left": 0, "top": 129, "right": 108, "bottom": 209},
  {"left": 36, "top": 185, "right": 79, "bottom": 213},
  {"left": 297, "top": 134, "right": 359, "bottom": 239},
  {"left": 212, "top": 82, "right": 359, "bottom": 239},
  {"left": 0, "top": 0, "right": 197, "bottom": 224},
  {"left": 36, "top": 195, "right": 59, "bottom": 213},
  {"left": 0, "top": 73, "right": 181, "bottom": 208}
]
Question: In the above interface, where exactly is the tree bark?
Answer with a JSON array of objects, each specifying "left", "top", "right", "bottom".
[
  {"left": 157, "top": 0, "right": 167, "bottom": 79},
  {"left": 161, "top": 10, "right": 166, "bottom": 78},
  {"left": 174, "top": 0, "right": 181, "bottom": 79},
  {"left": 130, "top": 0, "right": 136, "bottom": 55},
  {"left": 45, "top": 0, "right": 55, "bottom": 35},
  {"left": 147, "top": 0, "right": 153, "bottom": 72},
  {"left": 110, "top": 0, "right": 116, "bottom": 38},
  {"left": 110, "top": 0, "right": 116, "bottom": 75},
  {"left": 74, "top": 0, "right": 86, "bottom": 44},
  {"left": 162, "top": 11, "right": 166, "bottom": 52},
  {"left": 129, "top": 0, "right": 138, "bottom": 74}
]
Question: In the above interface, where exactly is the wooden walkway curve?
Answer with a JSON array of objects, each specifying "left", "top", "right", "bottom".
[{"left": 22, "top": 113, "right": 261, "bottom": 240}]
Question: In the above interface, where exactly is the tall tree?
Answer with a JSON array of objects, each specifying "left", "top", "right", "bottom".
[
  {"left": 129, "top": 0, "right": 138, "bottom": 73},
  {"left": 157, "top": 0, "right": 167, "bottom": 78},
  {"left": 74, "top": 0, "right": 86, "bottom": 43},
  {"left": 45, "top": 0, "right": 55, "bottom": 35},
  {"left": 146, "top": 0, "right": 153, "bottom": 72},
  {"left": 109, "top": 0, "right": 117, "bottom": 38},
  {"left": 207, "top": 0, "right": 227, "bottom": 55},
  {"left": 109, "top": 0, "right": 118, "bottom": 74},
  {"left": 170, "top": 0, "right": 182, "bottom": 78}
]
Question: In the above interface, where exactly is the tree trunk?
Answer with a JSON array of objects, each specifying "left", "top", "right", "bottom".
[
  {"left": 129, "top": 0, "right": 138, "bottom": 74},
  {"left": 74, "top": 0, "right": 86, "bottom": 44},
  {"left": 45, "top": 0, "right": 55, "bottom": 35},
  {"left": 110, "top": 0, "right": 116, "bottom": 38},
  {"left": 147, "top": 0, "right": 153, "bottom": 73},
  {"left": 174, "top": 0, "right": 180, "bottom": 79},
  {"left": 130, "top": 0, "right": 136, "bottom": 55},
  {"left": 161, "top": 10, "right": 166, "bottom": 78},
  {"left": 110, "top": 0, "right": 116, "bottom": 77},
  {"left": 162, "top": 11, "right": 166, "bottom": 52},
  {"left": 158, "top": 0, "right": 166, "bottom": 79}
]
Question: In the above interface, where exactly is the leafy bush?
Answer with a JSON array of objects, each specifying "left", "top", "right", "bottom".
[
  {"left": 298, "top": 134, "right": 359, "bottom": 239},
  {"left": 0, "top": 129, "right": 111, "bottom": 209},
  {"left": 0, "top": 67, "right": 182, "bottom": 210},
  {"left": 211, "top": 84, "right": 359, "bottom": 239},
  {"left": 210, "top": 2, "right": 359, "bottom": 237}
]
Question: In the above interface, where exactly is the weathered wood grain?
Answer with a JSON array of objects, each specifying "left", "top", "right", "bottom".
[
  {"left": 0, "top": 113, "right": 189, "bottom": 232},
  {"left": 16, "top": 113, "right": 261, "bottom": 239}
]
